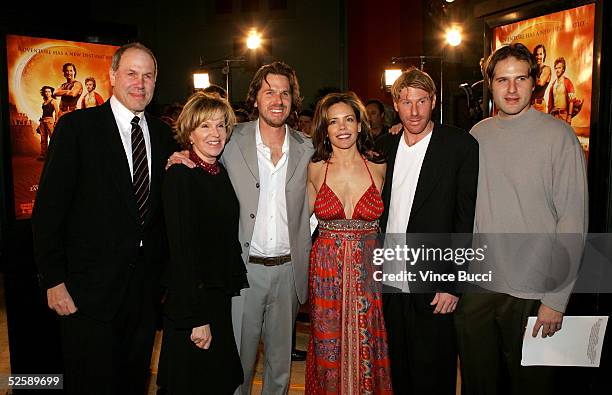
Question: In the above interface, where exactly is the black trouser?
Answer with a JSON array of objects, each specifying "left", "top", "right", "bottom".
[
  {"left": 59, "top": 259, "right": 159, "bottom": 395},
  {"left": 455, "top": 293, "right": 556, "bottom": 395},
  {"left": 382, "top": 293, "right": 457, "bottom": 395}
]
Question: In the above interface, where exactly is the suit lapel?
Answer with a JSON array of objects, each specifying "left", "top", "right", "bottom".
[
  {"left": 100, "top": 102, "right": 139, "bottom": 222},
  {"left": 409, "top": 125, "right": 444, "bottom": 223},
  {"left": 380, "top": 133, "right": 402, "bottom": 232},
  {"left": 236, "top": 122, "right": 260, "bottom": 182},
  {"left": 286, "top": 129, "right": 305, "bottom": 185}
]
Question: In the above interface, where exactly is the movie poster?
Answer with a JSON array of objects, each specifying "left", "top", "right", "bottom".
[
  {"left": 6, "top": 35, "right": 118, "bottom": 220},
  {"left": 492, "top": 3, "right": 595, "bottom": 159}
]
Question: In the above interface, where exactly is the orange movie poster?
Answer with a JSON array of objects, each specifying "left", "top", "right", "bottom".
[
  {"left": 492, "top": 3, "right": 595, "bottom": 159},
  {"left": 6, "top": 35, "right": 118, "bottom": 220}
]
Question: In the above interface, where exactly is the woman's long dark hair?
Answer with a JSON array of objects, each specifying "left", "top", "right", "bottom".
[{"left": 311, "top": 91, "right": 383, "bottom": 163}]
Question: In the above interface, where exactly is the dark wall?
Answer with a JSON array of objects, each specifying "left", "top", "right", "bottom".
[
  {"left": 1, "top": 1, "right": 345, "bottom": 109},
  {"left": 0, "top": 0, "right": 347, "bottom": 375},
  {"left": 346, "top": 0, "right": 423, "bottom": 107},
  {"left": 90, "top": 0, "right": 345, "bottom": 109}
]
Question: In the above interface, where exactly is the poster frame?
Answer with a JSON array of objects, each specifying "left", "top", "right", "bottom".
[
  {"left": 0, "top": 27, "right": 134, "bottom": 238},
  {"left": 481, "top": 0, "right": 609, "bottom": 232}
]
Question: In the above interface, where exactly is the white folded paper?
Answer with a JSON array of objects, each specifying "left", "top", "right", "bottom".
[{"left": 521, "top": 315, "right": 608, "bottom": 367}]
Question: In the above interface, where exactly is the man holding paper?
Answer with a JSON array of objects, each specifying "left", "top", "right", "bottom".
[{"left": 455, "top": 43, "right": 588, "bottom": 394}]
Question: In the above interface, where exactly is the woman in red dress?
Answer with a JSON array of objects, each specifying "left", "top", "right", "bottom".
[{"left": 305, "top": 92, "right": 393, "bottom": 394}]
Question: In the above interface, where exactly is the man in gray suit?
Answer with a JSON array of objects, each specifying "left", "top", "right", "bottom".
[{"left": 170, "top": 61, "right": 313, "bottom": 394}]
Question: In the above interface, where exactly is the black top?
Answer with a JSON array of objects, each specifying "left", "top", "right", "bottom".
[
  {"left": 373, "top": 125, "right": 390, "bottom": 143},
  {"left": 42, "top": 100, "right": 55, "bottom": 117},
  {"left": 162, "top": 164, "right": 248, "bottom": 329}
]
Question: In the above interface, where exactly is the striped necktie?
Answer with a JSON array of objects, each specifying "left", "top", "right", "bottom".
[{"left": 131, "top": 116, "right": 149, "bottom": 226}]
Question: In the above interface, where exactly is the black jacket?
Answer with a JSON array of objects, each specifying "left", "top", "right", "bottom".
[
  {"left": 32, "top": 101, "right": 176, "bottom": 321},
  {"left": 377, "top": 123, "right": 479, "bottom": 296}
]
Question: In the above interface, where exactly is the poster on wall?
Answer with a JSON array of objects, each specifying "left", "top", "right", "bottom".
[
  {"left": 6, "top": 35, "right": 118, "bottom": 220},
  {"left": 492, "top": 3, "right": 595, "bottom": 160}
]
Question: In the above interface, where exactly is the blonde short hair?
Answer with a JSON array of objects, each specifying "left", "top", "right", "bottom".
[
  {"left": 391, "top": 68, "right": 437, "bottom": 102},
  {"left": 174, "top": 92, "right": 236, "bottom": 148}
]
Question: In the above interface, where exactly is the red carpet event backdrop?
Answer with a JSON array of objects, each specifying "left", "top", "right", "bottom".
[
  {"left": 6, "top": 35, "right": 118, "bottom": 219},
  {"left": 492, "top": 3, "right": 595, "bottom": 159}
]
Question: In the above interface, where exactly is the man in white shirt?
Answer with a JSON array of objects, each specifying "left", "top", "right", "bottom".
[
  {"left": 169, "top": 61, "right": 313, "bottom": 394},
  {"left": 377, "top": 68, "right": 479, "bottom": 394},
  {"left": 224, "top": 62, "right": 314, "bottom": 395}
]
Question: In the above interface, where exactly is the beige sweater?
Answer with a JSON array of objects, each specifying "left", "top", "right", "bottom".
[{"left": 470, "top": 107, "right": 588, "bottom": 312}]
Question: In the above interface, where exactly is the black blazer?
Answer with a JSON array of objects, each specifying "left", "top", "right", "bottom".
[
  {"left": 162, "top": 165, "right": 247, "bottom": 330},
  {"left": 377, "top": 123, "right": 479, "bottom": 296},
  {"left": 32, "top": 101, "right": 176, "bottom": 321}
]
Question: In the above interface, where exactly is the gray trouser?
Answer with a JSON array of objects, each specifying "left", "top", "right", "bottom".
[{"left": 232, "top": 261, "right": 299, "bottom": 395}]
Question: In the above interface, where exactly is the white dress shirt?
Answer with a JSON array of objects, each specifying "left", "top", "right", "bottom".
[
  {"left": 386, "top": 131, "right": 432, "bottom": 233},
  {"left": 109, "top": 95, "right": 152, "bottom": 181},
  {"left": 249, "top": 123, "right": 291, "bottom": 257},
  {"left": 384, "top": 130, "right": 432, "bottom": 292}
]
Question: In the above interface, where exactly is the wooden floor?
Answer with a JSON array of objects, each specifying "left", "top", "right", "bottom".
[
  {"left": 0, "top": 272, "right": 308, "bottom": 395},
  {"left": 0, "top": 277, "right": 459, "bottom": 394},
  {"left": 0, "top": 274, "right": 11, "bottom": 395},
  {"left": 146, "top": 320, "right": 309, "bottom": 395}
]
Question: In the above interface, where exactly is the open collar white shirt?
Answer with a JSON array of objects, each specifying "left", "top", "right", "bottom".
[
  {"left": 249, "top": 122, "right": 291, "bottom": 257},
  {"left": 384, "top": 130, "right": 432, "bottom": 292},
  {"left": 386, "top": 130, "right": 432, "bottom": 234},
  {"left": 109, "top": 95, "right": 152, "bottom": 182}
]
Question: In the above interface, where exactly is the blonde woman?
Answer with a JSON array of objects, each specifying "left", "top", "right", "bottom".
[{"left": 162, "top": 92, "right": 248, "bottom": 394}]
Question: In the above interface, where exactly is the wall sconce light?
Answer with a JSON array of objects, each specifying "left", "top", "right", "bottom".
[
  {"left": 382, "top": 69, "right": 403, "bottom": 91},
  {"left": 192, "top": 56, "right": 211, "bottom": 90},
  {"left": 445, "top": 26, "right": 462, "bottom": 47},
  {"left": 382, "top": 56, "right": 444, "bottom": 123},
  {"left": 192, "top": 28, "right": 263, "bottom": 98},
  {"left": 193, "top": 70, "right": 210, "bottom": 89},
  {"left": 246, "top": 29, "right": 262, "bottom": 50}
]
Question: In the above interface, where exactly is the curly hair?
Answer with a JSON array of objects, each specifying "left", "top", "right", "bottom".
[
  {"left": 84, "top": 77, "right": 96, "bottom": 89},
  {"left": 311, "top": 91, "right": 383, "bottom": 163},
  {"left": 554, "top": 57, "right": 566, "bottom": 73},
  {"left": 40, "top": 86, "right": 55, "bottom": 97},
  {"left": 245, "top": 61, "right": 302, "bottom": 117},
  {"left": 533, "top": 44, "right": 547, "bottom": 62}
]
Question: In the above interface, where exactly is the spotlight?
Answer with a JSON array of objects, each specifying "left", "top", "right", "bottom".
[
  {"left": 193, "top": 71, "right": 210, "bottom": 89},
  {"left": 445, "top": 26, "right": 462, "bottom": 47},
  {"left": 246, "top": 29, "right": 262, "bottom": 50},
  {"left": 384, "top": 69, "right": 403, "bottom": 90}
]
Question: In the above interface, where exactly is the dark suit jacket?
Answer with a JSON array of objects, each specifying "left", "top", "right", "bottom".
[
  {"left": 32, "top": 101, "right": 176, "bottom": 321},
  {"left": 377, "top": 123, "right": 479, "bottom": 298}
]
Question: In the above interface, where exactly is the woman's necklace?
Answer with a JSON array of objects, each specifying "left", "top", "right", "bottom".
[{"left": 189, "top": 148, "right": 220, "bottom": 175}]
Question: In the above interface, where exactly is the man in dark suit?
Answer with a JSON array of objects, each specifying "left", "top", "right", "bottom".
[
  {"left": 377, "top": 68, "right": 479, "bottom": 394},
  {"left": 32, "top": 43, "right": 175, "bottom": 395}
]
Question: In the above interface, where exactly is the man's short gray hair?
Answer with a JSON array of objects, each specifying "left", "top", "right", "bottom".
[{"left": 111, "top": 42, "right": 157, "bottom": 78}]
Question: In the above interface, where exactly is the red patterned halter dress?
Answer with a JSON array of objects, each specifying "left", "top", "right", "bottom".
[{"left": 305, "top": 157, "right": 393, "bottom": 395}]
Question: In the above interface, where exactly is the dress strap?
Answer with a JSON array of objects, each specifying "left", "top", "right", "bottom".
[
  {"left": 323, "top": 161, "right": 330, "bottom": 184},
  {"left": 362, "top": 156, "right": 375, "bottom": 185}
]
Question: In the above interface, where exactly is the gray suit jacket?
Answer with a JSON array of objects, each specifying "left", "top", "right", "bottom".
[{"left": 222, "top": 120, "right": 314, "bottom": 303}]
